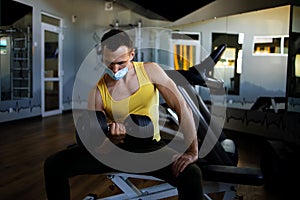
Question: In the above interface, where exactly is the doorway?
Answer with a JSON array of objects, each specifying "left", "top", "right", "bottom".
[
  {"left": 212, "top": 33, "right": 243, "bottom": 95},
  {"left": 41, "top": 18, "right": 62, "bottom": 117}
]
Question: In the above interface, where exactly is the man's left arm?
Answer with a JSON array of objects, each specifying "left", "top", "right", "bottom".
[{"left": 145, "top": 62, "right": 198, "bottom": 177}]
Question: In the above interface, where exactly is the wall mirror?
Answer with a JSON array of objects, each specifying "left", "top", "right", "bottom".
[
  {"left": 287, "top": 5, "right": 300, "bottom": 112},
  {"left": 0, "top": 0, "right": 32, "bottom": 100},
  {"left": 289, "top": 6, "right": 300, "bottom": 98}
]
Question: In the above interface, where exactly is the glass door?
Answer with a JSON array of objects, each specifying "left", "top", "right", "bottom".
[{"left": 41, "top": 23, "right": 62, "bottom": 117}]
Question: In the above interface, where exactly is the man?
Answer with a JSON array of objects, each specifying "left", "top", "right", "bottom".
[{"left": 44, "top": 29, "right": 203, "bottom": 200}]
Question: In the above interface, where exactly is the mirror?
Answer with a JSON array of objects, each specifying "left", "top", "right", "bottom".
[
  {"left": 287, "top": 5, "right": 300, "bottom": 112},
  {"left": 0, "top": 0, "right": 32, "bottom": 100}
]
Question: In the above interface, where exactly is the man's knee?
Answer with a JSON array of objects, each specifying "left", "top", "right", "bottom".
[
  {"left": 180, "top": 164, "right": 202, "bottom": 181},
  {"left": 177, "top": 164, "right": 203, "bottom": 199}
]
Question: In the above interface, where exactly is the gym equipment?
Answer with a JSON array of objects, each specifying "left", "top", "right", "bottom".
[
  {"left": 76, "top": 44, "right": 264, "bottom": 200},
  {"left": 250, "top": 96, "right": 285, "bottom": 113},
  {"left": 123, "top": 114, "right": 154, "bottom": 139},
  {"left": 76, "top": 112, "right": 155, "bottom": 141}
]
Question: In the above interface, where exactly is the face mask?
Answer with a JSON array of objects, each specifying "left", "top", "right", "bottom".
[{"left": 105, "top": 66, "right": 129, "bottom": 81}]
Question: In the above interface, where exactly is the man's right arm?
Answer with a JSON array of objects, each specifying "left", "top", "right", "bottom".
[
  {"left": 88, "top": 85, "right": 126, "bottom": 144},
  {"left": 87, "top": 86, "right": 104, "bottom": 111}
]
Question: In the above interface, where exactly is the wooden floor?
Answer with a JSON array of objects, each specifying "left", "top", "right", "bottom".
[{"left": 0, "top": 111, "right": 288, "bottom": 200}]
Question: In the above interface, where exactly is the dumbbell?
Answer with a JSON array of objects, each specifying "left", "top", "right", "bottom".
[
  {"left": 123, "top": 113, "right": 154, "bottom": 139},
  {"left": 76, "top": 110, "right": 155, "bottom": 145},
  {"left": 94, "top": 111, "right": 154, "bottom": 139}
]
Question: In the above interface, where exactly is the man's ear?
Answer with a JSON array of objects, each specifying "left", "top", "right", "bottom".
[{"left": 130, "top": 49, "right": 135, "bottom": 60}]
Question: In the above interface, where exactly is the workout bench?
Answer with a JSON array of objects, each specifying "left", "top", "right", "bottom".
[{"left": 92, "top": 165, "right": 263, "bottom": 200}]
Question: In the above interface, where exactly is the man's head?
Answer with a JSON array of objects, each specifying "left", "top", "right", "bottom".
[
  {"left": 100, "top": 29, "right": 134, "bottom": 52},
  {"left": 99, "top": 29, "right": 135, "bottom": 80}
]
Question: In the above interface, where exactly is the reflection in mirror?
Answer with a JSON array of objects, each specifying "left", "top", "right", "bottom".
[
  {"left": 0, "top": 0, "right": 32, "bottom": 100},
  {"left": 285, "top": 5, "right": 300, "bottom": 113},
  {"left": 212, "top": 33, "right": 242, "bottom": 95},
  {"left": 288, "top": 5, "right": 300, "bottom": 100},
  {"left": 253, "top": 36, "right": 289, "bottom": 55},
  {"left": 0, "top": 36, "right": 11, "bottom": 100}
]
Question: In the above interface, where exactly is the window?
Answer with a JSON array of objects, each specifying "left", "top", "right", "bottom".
[
  {"left": 173, "top": 44, "right": 196, "bottom": 70},
  {"left": 0, "top": 38, "right": 7, "bottom": 54},
  {"left": 253, "top": 35, "right": 289, "bottom": 55},
  {"left": 296, "top": 54, "right": 300, "bottom": 77},
  {"left": 170, "top": 32, "right": 201, "bottom": 71},
  {"left": 42, "top": 14, "right": 61, "bottom": 26}
]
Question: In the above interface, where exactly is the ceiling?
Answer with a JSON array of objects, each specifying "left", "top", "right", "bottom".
[
  {"left": 116, "top": 0, "right": 216, "bottom": 21},
  {"left": 0, "top": 0, "right": 32, "bottom": 27},
  {"left": 0, "top": 0, "right": 215, "bottom": 27}
]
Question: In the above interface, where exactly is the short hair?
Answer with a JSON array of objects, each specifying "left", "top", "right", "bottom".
[{"left": 100, "top": 29, "right": 133, "bottom": 52}]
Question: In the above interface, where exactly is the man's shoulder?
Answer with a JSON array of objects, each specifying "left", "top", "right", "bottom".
[
  {"left": 133, "top": 61, "right": 158, "bottom": 71},
  {"left": 141, "top": 61, "right": 159, "bottom": 69},
  {"left": 133, "top": 61, "right": 156, "bottom": 65}
]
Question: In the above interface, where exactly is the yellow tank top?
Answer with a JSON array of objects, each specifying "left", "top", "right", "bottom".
[{"left": 97, "top": 62, "right": 160, "bottom": 141}]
